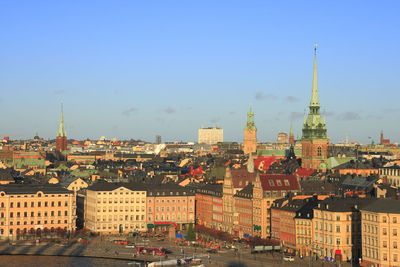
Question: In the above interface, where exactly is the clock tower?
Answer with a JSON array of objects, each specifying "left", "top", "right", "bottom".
[{"left": 243, "top": 107, "right": 257, "bottom": 154}]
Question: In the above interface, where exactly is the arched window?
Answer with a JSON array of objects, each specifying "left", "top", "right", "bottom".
[{"left": 317, "top": 147, "right": 322, "bottom": 157}]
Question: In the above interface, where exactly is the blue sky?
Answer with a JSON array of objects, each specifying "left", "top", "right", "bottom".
[{"left": 0, "top": 1, "right": 399, "bottom": 143}]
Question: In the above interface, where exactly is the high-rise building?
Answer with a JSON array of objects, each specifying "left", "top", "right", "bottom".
[
  {"left": 243, "top": 107, "right": 257, "bottom": 154},
  {"left": 155, "top": 135, "right": 162, "bottom": 144},
  {"left": 301, "top": 46, "right": 328, "bottom": 170},
  {"left": 56, "top": 105, "right": 68, "bottom": 152},
  {"left": 198, "top": 127, "right": 223, "bottom": 145}
]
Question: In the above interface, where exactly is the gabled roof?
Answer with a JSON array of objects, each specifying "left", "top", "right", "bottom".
[
  {"left": 231, "top": 168, "right": 256, "bottom": 188},
  {"left": 259, "top": 174, "right": 300, "bottom": 192}
]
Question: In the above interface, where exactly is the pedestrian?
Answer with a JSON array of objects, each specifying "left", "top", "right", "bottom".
[{"left": 208, "top": 254, "right": 211, "bottom": 263}]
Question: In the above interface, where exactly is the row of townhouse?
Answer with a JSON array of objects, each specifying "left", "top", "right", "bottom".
[
  {"left": 83, "top": 181, "right": 195, "bottom": 234},
  {"left": 271, "top": 197, "right": 400, "bottom": 267},
  {"left": 195, "top": 166, "right": 301, "bottom": 239}
]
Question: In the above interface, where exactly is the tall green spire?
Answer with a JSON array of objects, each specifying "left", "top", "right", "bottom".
[
  {"left": 245, "top": 106, "right": 257, "bottom": 130},
  {"left": 302, "top": 45, "right": 327, "bottom": 140},
  {"left": 57, "top": 104, "right": 66, "bottom": 137}
]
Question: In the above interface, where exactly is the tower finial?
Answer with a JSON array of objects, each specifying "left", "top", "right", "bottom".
[
  {"left": 314, "top": 43, "right": 318, "bottom": 56},
  {"left": 57, "top": 103, "right": 66, "bottom": 137}
]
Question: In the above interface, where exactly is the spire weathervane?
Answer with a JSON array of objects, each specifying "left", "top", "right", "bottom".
[{"left": 314, "top": 43, "right": 318, "bottom": 55}]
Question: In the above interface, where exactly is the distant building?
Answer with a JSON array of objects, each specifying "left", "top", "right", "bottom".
[
  {"left": 277, "top": 133, "right": 289, "bottom": 144},
  {"left": 379, "top": 165, "right": 400, "bottom": 187},
  {"left": 243, "top": 107, "right": 257, "bottom": 154},
  {"left": 380, "top": 131, "right": 391, "bottom": 146},
  {"left": 301, "top": 47, "right": 328, "bottom": 170},
  {"left": 56, "top": 105, "right": 68, "bottom": 152},
  {"left": 156, "top": 135, "right": 162, "bottom": 144},
  {"left": 198, "top": 127, "right": 223, "bottom": 145}
]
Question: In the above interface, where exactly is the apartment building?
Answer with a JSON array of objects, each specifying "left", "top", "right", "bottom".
[
  {"left": 147, "top": 184, "right": 195, "bottom": 231},
  {"left": 198, "top": 127, "right": 223, "bottom": 145},
  {"left": 379, "top": 165, "right": 400, "bottom": 187},
  {"left": 0, "top": 184, "right": 76, "bottom": 240},
  {"left": 313, "top": 198, "right": 369, "bottom": 264},
  {"left": 84, "top": 181, "right": 147, "bottom": 234},
  {"left": 361, "top": 199, "right": 400, "bottom": 267}
]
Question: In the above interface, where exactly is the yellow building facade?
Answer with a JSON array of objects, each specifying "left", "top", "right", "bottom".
[
  {"left": 85, "top": 183, "right": 147, "bottom": 234},
  {"left": 361, "top": 200, "right": 400, "bottom": 267}
]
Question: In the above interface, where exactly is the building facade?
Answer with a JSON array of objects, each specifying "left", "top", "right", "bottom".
[
  {"left": 313, "top": 198, "right": 365, "bottom": 264},
  {"left": 198, "top": 127, "right": 223, "bottom": 145},
  {"left": 84, "top": 182, "right": 147, "bottom": 234},
  {"left": 301, "top": 47, "right": 328, "bottom": 170},
  {"left": 361, "top": 199, "right": 400, "bottom": 267},
  {"left": 0, "top": 184, "right": 76, "bottom": 240},
  {"left": 147, "top": 184, "right": 195, "bottom": 231},
  {"left": 195, "top": 184, "right": 223, "bottom": 230},
  {"left": 243, "top": 107, "right": 257, "bottom": 154}
]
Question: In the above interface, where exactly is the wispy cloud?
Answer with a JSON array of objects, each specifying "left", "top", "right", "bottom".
[
  {"left": 289, "top": 111, "right": 304, "bottom": 121},
  {"left": 210, "top": 117, "right": 220, "bottom": 124},
  {"left": 285, "top": 96, "right": 299, "bottom": 103},
  {"left": 337, "top": 111, "right": 362, "bottom": 121},
  {"left": 53, "top": 89, "right": 66, "bottom": 95},
  {"left": 122, "top": 107, "right": 138, "bottom": 117},
  {"left": 255, "top": 92, "right": 276, "bottom": 101},
  {"left": 162, "top": 107, "right": 176, "bottom": 114},
  {"left": 321, "top": 111, "right": 335, "bottom": 117}
]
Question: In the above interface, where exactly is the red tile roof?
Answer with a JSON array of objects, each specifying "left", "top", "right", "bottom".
[
  {"left": 254, "top": 156, "right": 279, "bottom": 171},
  {"left": 259, "top": 174, "right": 300, "bottom": 192},
  {"left": 295, "top": 168, "right": 315, "bottom": 178}
]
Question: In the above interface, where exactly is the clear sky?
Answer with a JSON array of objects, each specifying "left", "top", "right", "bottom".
[{"left": 1, "top": 1, "right": 399, "bottom": 144}]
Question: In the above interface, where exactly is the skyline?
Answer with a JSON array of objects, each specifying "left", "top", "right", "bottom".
[{"left": 1, "top": 1, "right": 399, "bottom": 143}]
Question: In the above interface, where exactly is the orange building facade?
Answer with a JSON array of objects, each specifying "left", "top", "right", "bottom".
[{"left": 0, "top": 184, "right": 76, "bottom": 240}]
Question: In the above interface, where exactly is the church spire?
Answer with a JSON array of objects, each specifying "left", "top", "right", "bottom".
[
  {"left": 57, "top": 104, "right": 66, "bottom": 137},
  {"left": 310, "top": 44, "right": 320, "bottom": 107},
  {"left": 245, "top": 106, "right": 256, "bottom": 130}
]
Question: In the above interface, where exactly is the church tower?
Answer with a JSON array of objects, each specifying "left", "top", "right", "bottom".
[
  {"left": 243, "top": 107, "right": 257, "bottom": 154},
  {"left": 222, "top": 166, "right": 234, "bottom": 233},
  {"left": 56, "top": 104, "right": 68, "bottom": 152},
  {"left": 301, "top": 46, "right": 328, "bottom": 170}
]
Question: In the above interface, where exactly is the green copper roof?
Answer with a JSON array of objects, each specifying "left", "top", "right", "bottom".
[
  {"left": 244, "top": 106, "right": 257, "bottom": 130},
  {"left": 57, "top": 104, "right": 66, "bottom": 137},
  {"left": 302, "top": 47, "right": 327, "bottom": 140}
]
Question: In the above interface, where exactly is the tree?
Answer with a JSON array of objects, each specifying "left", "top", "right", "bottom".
[{"left": 186, "top": 223, "right": 196, "bottom": 241}]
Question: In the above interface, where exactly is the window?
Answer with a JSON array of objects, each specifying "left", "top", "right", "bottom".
[
  {"left": 284, "top": 180, "right": 290, "bottom": 186},
  {"left": 394, "top": 241, "right": 398, "bottom": 249},
  {"left": 383, "top": 241, "right": 387, "bottom": 248},
  {"left": 394, "top": 217, "right": 398, "bottom": 223},
  {"left": 268, "top": 180, "right": 275, "bottom": 186},
  {"left": 317, "top": 147, "right": 322, "bottom": 156},
  {"left": 276, "top": 180, "right": 282, "bottom": 186},
  {"left": 383, "top": 216, "right": 387, "bottom": 223},
  {"left": 336, "top": 225, "right": 341, "bottom": 232},
  {"left": 394, "top": 229, "right": 398, "bottom": 236},
  {"left": 383, "top": 228, "right": 387, "bottom": 235}
]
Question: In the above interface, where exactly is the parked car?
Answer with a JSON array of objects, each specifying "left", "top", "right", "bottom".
[
  {"left": 283, "top": 255, "right": 295, "bottom": 262},
  {"left": 126, "top": 243, "right": 136, "bottom": 248}
]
